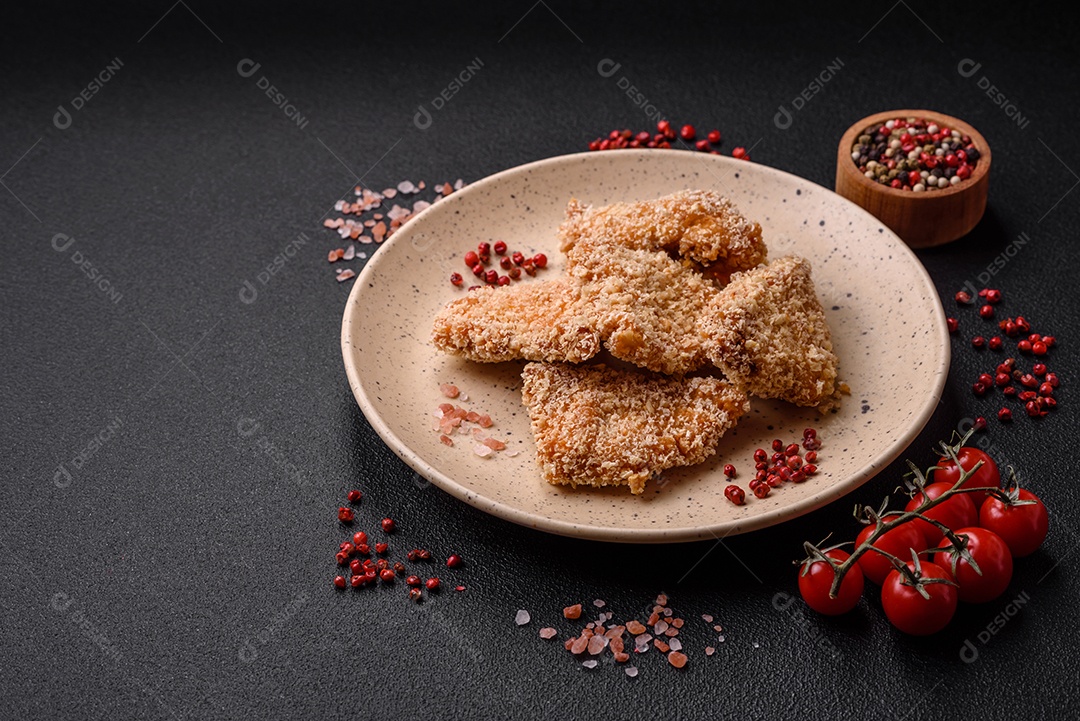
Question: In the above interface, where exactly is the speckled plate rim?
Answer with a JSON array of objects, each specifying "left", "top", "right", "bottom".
[{"left": 341, "top": 149, "right": 950, "bottom": 544}]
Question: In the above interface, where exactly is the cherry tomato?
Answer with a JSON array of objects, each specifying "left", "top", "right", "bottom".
[
  {"left": 904, "top": 481, "right": 978, "bottom": 546},
  {"left": 881, "top": 561, "right": 958, "bottom": 635},
  {"left": 933, "top": 447, "right": 1000, "bottom": 505},
  {"left": 798, "top": 549, "right": 865, "bottom": 616},
  {"left": 855, "top": 523, "right": 927, "bottom": 586},
  {"left": 933, "top": 527, "right": 1013, "bottom": 603},
  {"left": 979, "top": 489, "right": 1049, "bottom": 557}
]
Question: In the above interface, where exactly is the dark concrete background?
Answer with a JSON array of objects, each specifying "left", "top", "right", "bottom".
[{"left": 2, "top": 2, "right": 1077, "bottom": 718}]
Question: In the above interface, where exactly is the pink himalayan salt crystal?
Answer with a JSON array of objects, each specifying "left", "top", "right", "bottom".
[
  {"left": 482, "top": 437, "right": 506, "bottom": 451},
  {"left": 436, "top": 403, "right": 454, "bottom": 416},
  {"left": 382, "top": 188, "right": 398, "bottom": 198},
  {"left": 653, "top": 620, "right": 669, "bottom": 634},
  {"left": 539, "top": 627, "right": 557, "bottom": 640},
  {"left": 335, "top": 269, "right": 355, "bottom": 282},
  {"left": 413, "top": 200, "right": 431, "bottom": 213},
  {"left": 592, "top": 599, "right": 605, "bottom": 608},
  {"left": 476, "top": 414, "right": 493, "bottom": 428},
  {"left": 473, "top": 444, "right": 493, "bottom": 458},
  {"left": 713, "top": 625, "right": 723, "bottom": 633},
  {"left": 705, "top": 646, "right": 716, "bottom": 656},
  {"left": 582, "top": 660, "right": 598, "bottom": 669},
  {"left": 625, "top": 666, "right": 638, "bottom": 678},
  {"left": 439, "top": 435, "right": 453, "bottom": 447},
  {"left": 570, "top": 636, "right": 589, "bottom": 655},
  {"left": 343, "top": 245, "right": 355, "bottom": 261},
  {"left": 587, "top": 635, "right": 607, "bottom": 655},
  {"left": 667, "top": 651, "right": 688, "bottom": 668},
  {"left": 702, "top": 614, "right": 714, "bottom": 623},
  {"left": 505, "top": 450, "right": 520, "bottom": 458},
  {"left": 515, "top": 609, "right": 531, "bottom": 626},
  {"left": 397, "top": 180, "right": 417, "bottom": 193},
  {"left": 668, "top": 638, "right": 682, "bottom": 652},
  {"left": 439, "top": 384, "right": 460, "bottom": 398}
]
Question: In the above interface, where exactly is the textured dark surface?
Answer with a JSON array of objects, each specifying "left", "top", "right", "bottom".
[{"left": 2, "top": 2, "right": 1078, "bottom": 719}]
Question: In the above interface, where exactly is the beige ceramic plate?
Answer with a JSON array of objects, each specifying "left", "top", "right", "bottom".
[{"left": 341, "top": 150, "right": 949, "bottom": 543}]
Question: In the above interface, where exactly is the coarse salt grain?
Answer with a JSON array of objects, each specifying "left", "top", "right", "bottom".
[
  {"left": 625, "top": 666, "right": 638, "bottom": 678},
  {"left": 582, "top": 660, "right": 598, "bottom": 669},
  {"left": 668, "top": 638, "right": 682, "bottom": 652},
  {"left": 439, "top": 435, "right": 453, "bottom": 446},
  {"left": 705, "top": 646, "right": 715, "bottom": 656},
  {"left": 335, "top": 269, "right": 356, "bottom": 282},
  {"left": 593, "top": 599, "right": 606, "bottom": 608},
  {"left": 439, "top": 384, "right": 460, "bottom": 398},
  {"left": 713, "top": 625, "right": 723, "bottom": 633},
  {"left": 343, "top": 245, "right": 355, "bottom": 260},
  {"left": 481, "top": 437, "right": 506, "bottom": 451},
  {"left": 515, "top": 609, "right": 531, "bottom": 626},
  {"left": 539, "top": 627, "right": 557, "bottom": 640},
  {"left": 473, "top": 444, "right": 493, "bottom": 458},
  {"left": 653, "top": 620, "right": 669, "bottom": 634},
  {"left": 702, "top": 614, "right": 714, "bottom": 623}
]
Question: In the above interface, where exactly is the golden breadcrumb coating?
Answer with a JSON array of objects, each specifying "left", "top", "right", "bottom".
[
  {"left": 431, "top": 279, "right": 600, "bottom": 363},
  {"left": 558, "top": 189, "right": 767, "bottom": 274},
  {"left": 703, "top": 256, "right": 839, "bottom": 408},
  {"left": 567, "top": 247, "right": 719, "bottom": 375},
  {"left": 520, "top": 363, "right": 750, "bottom": 494}
]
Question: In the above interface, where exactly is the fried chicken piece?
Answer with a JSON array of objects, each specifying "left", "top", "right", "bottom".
[
  {"left": 431, "top": 279, "right": 600, "bottom": 363},
  {"left": 558, "top": 190, "right": 767, "bottom": 276},
  {"left": 703, "top": 256, "right": 838, "bottom": 408},
  {"left": 521, "top": 363, "right": 750, "bottom": 494},
  {"left": 567, "top": 247, "right": 719, "bottom": 375}
]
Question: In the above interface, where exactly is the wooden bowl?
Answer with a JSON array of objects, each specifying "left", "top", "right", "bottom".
[{"left": 835, "top": 109, "right": 991, "bottom": 248}]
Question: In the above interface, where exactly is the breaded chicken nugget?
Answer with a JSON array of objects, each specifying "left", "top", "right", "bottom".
[
  {"left": 521, "top": 363, "right": 750, "bottom": 494},
  {"left": 704, "top": 256, "right": 838, "bottom": 408},
  {"left": 567, "top": 247, "right": 719, "bottom": 375},
  {"left": 431, "top": 279, "right": 600, "bottom": 363},
  {"left": 558, "top": 189, "right": 767, "bottom": 275}
]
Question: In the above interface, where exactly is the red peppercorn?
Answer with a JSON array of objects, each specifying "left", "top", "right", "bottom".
[
  {"left": 533, "top": 253, "right": 548, "bottom": 269},
  {"left": 1033, "top": 341, "right": 1048, "bottom": 356},
  {"left": 356, "top": 543, "right": 370, "bottom": 556},
  {"left": 803, "top": 437, "right": 821, "bottom": 451},
  {"left": 1033, "top": 363, "right": 1047, "bottom": 376},
  {"left": 657, "top": 120, "right": 671, "bottom": 134},
  {"left": 973, "top": 416, "right": 988, "bottom": 432},
  {"left": 1015, "top": 316, "right": 1031, "bottom": 332},
  {"left": 1039, "top": 382, "right": 1055, "bottom": 397},
  {"left": 802, "top": 464, "right": 817, "bottom": 476},
  {"left": 1042, "top": 335, "right": 1056, "bottom": 348},
  {"left": 1046, "top": 372, "right": 1060, "bottom": 388},
  {"left": 379, "top": 569, "right": 395, "bottom": 582},
  {"left": 972, "top": 382, "right": 988, "bottom": 396},
  {"left": 1002, "top": 386, "right": 1017, "bottom": 397},
  {"left": 977, "top": 373, "right": 993, "bottom": 387},
  {"left": 979, "top": 305, "right": 994, "bottom": 319},
  {"left": 1044, "top": 397, "right": 1058, "bottom": 411},
  {"left": 464, "top": 251, "right": 479, "bottom": 267},
  {"left": 988, "top": 336, "right": 1003, "bottom": 350},
  {"left": 511, "top": 251, "right": 525, "bottom": 266},
  {"left": 955, "top": 291, "right": 972, "bottom": 304},
  {"left": 335, "top": 551, "right": 349, "bottom": 566},
  {"left": 679, "top": 124, "right": 696, "bottom": 141},
  {"left": 493, "top": 240, "right": 507, "bottom": 255},
  {"left": 337, "top": 507, "right": 355, "bottom": 523},
  {"left": 771, "top": 439, "right": 784, "bottom": 452},
  {"left": 522, "top": 260, "right": 536, "bottom": 276},
  {"left": 350, "top": 574, "right": 365, "bottom": 588},
  {"left": 508, "top": 267, "right": 521, "bottom": 280},
  {"left": 724, "top": 485, "right": 745, "bottom": 505},
  {"left": 784, "top": 443, "right": 800, "bottom": 457},
  {"left": 994, "top": 372, "right": 1010, "bottom": 386},
  {"left": 1018, "top": 340, "right": 1032, "bottom": 354},
  {"left": 804, "top": 451, "right": 817, "bottom": 463},
  {"left": 375, "top": 542, "right": 388, "bottom": 554},
  {"left": 947, "top": 318, "right": 958, "bottom": 333},
  {"left": 499, "top": 256, "right": 512, "bottom": 270},
  {"left": 972, "top": 336, "right": 985, "bottom": 349},
  {"left": 695, "top": 139, "right": 710, "bottom": 151},
  {"left": 1003, "top": 321, "right": 1019, "bottom": 337},
  {"left": 425, "top": 577, "right": 441, "bottom": 591},
  {"left": 483, "top": 269, "right": 497, "bottom": 284},
  {"left": 381, "top": 518, "right": 396, "bottom": 533},
  {"left": 786, "top": 455, "right": 803, "bottom": 470},
  {"left": 723, "top": 464, "right": 736, "bottom": 478},
  {"left": 347, "top": 489, "right": 362, "bottom": 503},
  {"left": 707, "top": 129, "right": 722, "bottom": 144},
  {"left": 477, "top": 242, "right": 491, "bottom": 255},
  {"left": 471, "top": 263, "right": 485, "bottom": 278},
  {"left": 1025, "top": 400, "right": 1043, "bottom": 418},
  {"left": 375, "top": 558, "right": 388, "bottom": 570},
  {"left": 497, "top": 275, "right": 510, "bottom": 286},
  {"left": 333, "top": 575, "right": 346, "bottom": 589},
  {"left": 408, "top": 588, "right": 423, "bottom": 602},
  {"left": 446, "top": 553, "right": 464, "bottom": 569},
  {"left": 418, "top": 549, "right": 432, "bottom": 560},
  {"left": 350, "top": 559, "right": 363, "bottom": 574},
  {"left": 997, "top": 408, "right": 1012, "bottom": 422},
  {"left": 450, "top": 272, "right": 463, "bottom": 286}
]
